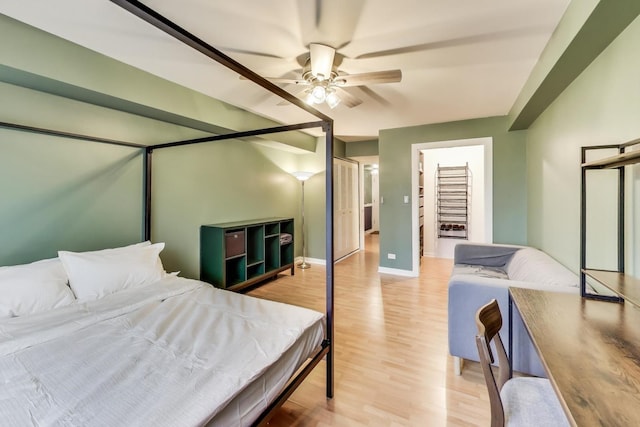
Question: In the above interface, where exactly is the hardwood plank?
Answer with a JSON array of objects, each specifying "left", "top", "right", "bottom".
[
  {"left": 511, "top": 287, "right": 640, "bottom": 427},
  {"left": 248, "top": 234, "right": 490, "bottom": 426}
]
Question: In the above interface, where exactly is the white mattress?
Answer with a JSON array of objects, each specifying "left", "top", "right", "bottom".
[{"left": 0, "top": 276, "right": 324, "bottom": 427}]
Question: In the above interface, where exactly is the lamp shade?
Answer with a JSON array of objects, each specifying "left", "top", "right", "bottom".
[
  {"left": 292, "top": 171, "right": 313, "bottom": 181},
  {"left": 311, "top": 85, "right": 326, "bottom": 103},
  {"left": 325, "top": 90, "right": 341, "bottom": 109}
]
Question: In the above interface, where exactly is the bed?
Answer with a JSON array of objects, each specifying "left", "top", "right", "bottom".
[
  {"left": 0, "top": 242, "right": 325, "bottom": 426},
  {"left": 0, "top": 1, "right": 335, "bottom": 423}
]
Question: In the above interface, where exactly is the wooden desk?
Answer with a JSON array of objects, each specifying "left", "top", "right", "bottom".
[{"left": 509, "top": 287, "right": 640, "bottom": 427}]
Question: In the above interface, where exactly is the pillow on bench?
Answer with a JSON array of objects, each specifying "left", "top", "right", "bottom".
[
  {"left": 506, "top": 248, "right": 578, "bottom": 287},
  {"left": 452, "top": 264, "right": 509, "bottom": 280}
]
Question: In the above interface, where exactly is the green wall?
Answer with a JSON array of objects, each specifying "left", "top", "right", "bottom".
[
  {"left": 0, "top": 14, "right": 330, "bottom": 274},
  {"left": 0, "top": 78, "right": 318, "bottom": 272},
  {"left": 345, "top": 139, "right": 379, "bottom": 157},
  {"left": 152, "top": 140, "right": 304, "bottom": 277},
  {"left": 526, "top": 14, "right": 640, "bottom": 273},
  {"left": 0, "top": 127, "right": 143, "bottom": 265},
  {"left": 378, "top": 116, "right": 527, "bottom": 271},
  {"left": 295, "top": 136, "right": 347, "bottom": 264}
]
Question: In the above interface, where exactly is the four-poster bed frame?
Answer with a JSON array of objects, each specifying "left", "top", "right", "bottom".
[{"left": 0, "top": 0, "right": 335, "bottom": 424}]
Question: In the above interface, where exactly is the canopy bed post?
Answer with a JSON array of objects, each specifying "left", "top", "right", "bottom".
[
  {"left": 143, "top": 146, "right": 153, "bottom": 242},
  {"left": 324, "top": 121, "right": 335, "bottom": 398}
]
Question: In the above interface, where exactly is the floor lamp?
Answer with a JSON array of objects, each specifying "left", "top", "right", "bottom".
[{"left": 292, "top": 171, "right": 313, "bottom": 269}]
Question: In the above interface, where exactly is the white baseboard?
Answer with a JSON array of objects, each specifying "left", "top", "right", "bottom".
[
  {"left": 377, "top": 266, "right": 418, "bottom": 277},
  {"left": 295, "top": 255, "right": 416, "bottom": 277}
]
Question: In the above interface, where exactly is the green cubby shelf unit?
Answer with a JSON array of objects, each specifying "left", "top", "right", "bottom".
[{"left": 200, "top": 217, "right": 295, "bottom": 291}]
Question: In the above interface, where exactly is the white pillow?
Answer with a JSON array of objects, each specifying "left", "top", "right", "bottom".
[
  {"left": 0, "top": 258, "right": 76, "bottom": 318},
  {"left": 59, "top": 242, "right": 166, "bottom": 301},
  {"left": 506, "top": 247, "right": 578, "bottom": 287}
]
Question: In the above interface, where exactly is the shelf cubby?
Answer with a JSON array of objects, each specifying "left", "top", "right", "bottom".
[
  {"left": 264, "top": 221, "right": 280, "bottom": 237},
  {"left": 225, "top": 256, "right": 246, "bottom": 286},
  {"left": 265, "top": 235, "right": 280, "bottom": 272},
  {"left": 246, "top": 225, "right": 264, "bottom": 264}
]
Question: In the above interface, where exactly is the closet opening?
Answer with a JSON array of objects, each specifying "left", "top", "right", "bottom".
[{"left": 411, "top": 138, "right": 493, "bottom": 273}]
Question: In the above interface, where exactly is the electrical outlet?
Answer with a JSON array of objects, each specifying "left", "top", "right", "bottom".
[{"left": 387, "top": 253, "right": 396, "bottom": 260}]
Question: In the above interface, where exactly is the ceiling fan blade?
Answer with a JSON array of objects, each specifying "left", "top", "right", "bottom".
[
  {"left": 335, "top": 70, "right": 402, "bottom": 87},
  {"left": 239, "top": 76, "right": 309, "bottom": 85},
  {"left": 297, "top": 0, "right": 365, "bottom": 49},
  {"left": 354, "top": 28, "right": 547, "bottom": 59},
  {"left": 218, "top": 46, "right": 286, "bottom": 59},
  {"left": 309, "top": 43, "right": 335, "bottom": 80},
  {"left": 334, "top": 87, "right": 363, "bottom": 108}
]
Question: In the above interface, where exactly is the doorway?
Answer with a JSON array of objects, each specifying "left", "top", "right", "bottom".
[
  {"left": 363, "top": 163, "right": 379, "bottom": 234},
  {"left": 351, "top": 155, "right": 380, "bottom": 250},
  {"left": 422, "top": 145, "right": 486, "bottom": 258},
  {"left": 411, "top": 138, "right": 493, "bottom": 272},
  {"left": 334, "top": 157, "right": 360, "bottom": 260}
]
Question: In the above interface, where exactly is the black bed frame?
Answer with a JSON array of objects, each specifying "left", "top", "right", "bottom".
[{"left": 1, "top": 1, "right": 335, "bottom": 425}]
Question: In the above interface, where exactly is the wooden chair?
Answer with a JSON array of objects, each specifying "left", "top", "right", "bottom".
[{"left": 475, "top": 299, "right": 569, "bottom": 427}]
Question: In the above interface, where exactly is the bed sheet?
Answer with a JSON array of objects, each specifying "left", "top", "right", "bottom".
[{"left": 0, "top": 276, "right": 324, "bottom": 426}]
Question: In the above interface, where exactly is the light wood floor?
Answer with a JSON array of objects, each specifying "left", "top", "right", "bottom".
[{"left": 248, "top": 234, "right": 490, "bottom": 426}]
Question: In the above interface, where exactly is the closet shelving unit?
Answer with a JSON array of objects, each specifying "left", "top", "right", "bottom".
[
  {"left": 436, "top": 163, "right": 470, "bottom": 239},
  {"left": 580, "top": 138, "right": 640, "bottom": 304}
]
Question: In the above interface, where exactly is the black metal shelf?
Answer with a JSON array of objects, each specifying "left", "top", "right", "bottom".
[
  {"left": 436, "top": 163, "right": 470, "bottom": 240},
  {"left": 580, "top": 138, "right": 640, "bottom": 302},
  {"left": 582, "top": 140, "right": 640, "bottom": 169}
]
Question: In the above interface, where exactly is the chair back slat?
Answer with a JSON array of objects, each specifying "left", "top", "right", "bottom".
[{"left": 475, "top": 299, "right": 512, "bottom": 427}]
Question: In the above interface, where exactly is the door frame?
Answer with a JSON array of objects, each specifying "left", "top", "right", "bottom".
[
  {"left": 352, "top": 155, "right": 380, "bottom": 249},
  {"left": 411, "top": 137, "right": 493, "bottom": 273},
  {"left": 334, "top": 156, "right": 361, "bottom": 261}
]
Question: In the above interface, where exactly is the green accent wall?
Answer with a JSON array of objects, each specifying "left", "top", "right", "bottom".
[
  {"left": 526, "top": 13, "right": 640, "bottom": 273},
  {"left": 152, "top": 139, "right": 301, "bottom": 278},
  {"left": 0, "top": 127, "right": 143, "bottom": 265},
  {"left": 345, "top": 139, "right": 379, "bottom": 157},
  {"left": 378, "top": 116, "right": 527, "bottom": 271},
  {"left": 296, "top": 137, "right": 336, "bottom": 263},
  {"left": 0, "top": 14, "right": 329, "bottom": 274}
]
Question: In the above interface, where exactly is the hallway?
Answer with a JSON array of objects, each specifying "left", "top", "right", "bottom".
[{"left": 248, "top": 234, "right": 490, "bottom": 426}]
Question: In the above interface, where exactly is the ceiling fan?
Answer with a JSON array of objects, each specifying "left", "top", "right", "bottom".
[{"left": 246, "top": 43, "right": 402, "bottom": 109}]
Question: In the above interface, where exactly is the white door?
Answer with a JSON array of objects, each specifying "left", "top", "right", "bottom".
[{"left": 334, "top": 158, "right": 360, "bottom": 260}]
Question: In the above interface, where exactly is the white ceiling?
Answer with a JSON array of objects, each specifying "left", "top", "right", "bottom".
[{"left": 0, "top": 0, "right": 570, "bottom": 141}]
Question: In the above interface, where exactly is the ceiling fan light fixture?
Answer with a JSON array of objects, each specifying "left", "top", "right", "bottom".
[
  {"left": 304, "top": 91, "right": 316, "bottom": 105},
  {"left": 311, "top": 85, "right": 327, "bottom": 103},
  {"left": 326, "top": 90, "right": 341, "bottom": 109},
  {"left": 309, "top": 43, "right": 335, "bottom": 82}
]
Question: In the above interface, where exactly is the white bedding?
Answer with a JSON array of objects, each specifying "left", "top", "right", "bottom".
[{"left": 0, "top": 276, "right": 324, "bottom": 426}]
